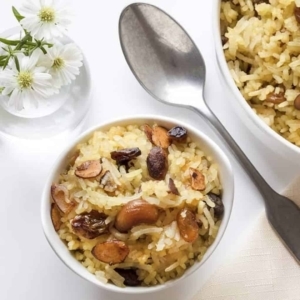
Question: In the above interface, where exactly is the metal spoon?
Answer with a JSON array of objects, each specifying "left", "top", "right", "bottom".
[{"left": 119, "top": 3, "right": 300, "bottom": 262}]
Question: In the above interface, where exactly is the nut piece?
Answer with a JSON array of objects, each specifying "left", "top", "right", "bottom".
[
  {"left": 100, "top": 171, "right": 117, "bottom": 193},
  {"left": 152, "top": 125, "right": 171, "bottom": 149},
  {"left": 68, "top": 150, "right": 80, "bottom": 167},
  {"left": 169, "top": 178, "right": 180, "bottom": 196},
  {"left": 147, "top": 147, "right": 168, "bottom": 180},
  {"left": 177, "top": 208, "right": 199, "bottom": 243},
  {"left": 189, "top": 168, "right": 206, "bottom": 191},
  {"left": 51, "top": 184, "right": 75, "bottom": 214},
  {"left": 207, "top": 193, "right": 224, "bottom": 218},
  {"left": 142, "top": 124, "right": 153, "bottom": 143},
  {"left": 294, "top": 94, "right": 300, "bottom": 110},
  {"left": 221, "top": 35, "right": 228, "bottom": 46},
  {"left": 295, "top": 6, "right": 300, "bottom": 24},
  {"left": 75, "top": 160, "right": 102, "bottom": 179},
  {"left": 51, "top": 204, "right": 62, "bottom": 231},
  {"left": 168, "top": 126, "right": 187, "bottom": 142},
  {"left": 115, "top": 268, "right": 140, "bottom": 286},
  {"left": 265, "top": 92, "right": 286, "bottom": 104},
  {"left": 92, "top": 241, "right": 129, "bottom": 265},
  {"left": 110, "top": 148, "right": 141, "bottom": 164},
  {"left": 71, "top": 210, "right": 108, "bottom": 239},
  {"left": 115, "top": 199, "right": 159, "bottom": 233}
]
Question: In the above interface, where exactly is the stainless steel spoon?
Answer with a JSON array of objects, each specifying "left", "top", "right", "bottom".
[{"left": 119, "top": 3, "right": 300, "bottom": 262}]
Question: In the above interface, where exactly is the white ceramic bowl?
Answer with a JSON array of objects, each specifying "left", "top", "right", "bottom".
[
  {"left": 212, "top": 0, "right": 300, "bottom": 163},
  {"left": 41, "top": 115, "right": 234, "bottom": 294}
]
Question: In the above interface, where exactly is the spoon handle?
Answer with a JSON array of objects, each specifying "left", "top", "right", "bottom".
[{"left": 192, "top": 100, "right": 272, "bottom": 198}]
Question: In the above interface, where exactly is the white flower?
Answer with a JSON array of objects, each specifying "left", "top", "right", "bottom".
[
  {"left": 0, "top": 49, "right": 58, "bottom": 110},
  {"left": 20, "top": 0, "right": 72, "bottom": 40},
  {"left": 39, "top": 43, "right": 83, "bottom": 88}
]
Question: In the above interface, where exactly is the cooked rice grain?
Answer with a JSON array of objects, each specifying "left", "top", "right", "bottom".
[{"left": 221, "top": 0, "right": 300, "bottom": 146}]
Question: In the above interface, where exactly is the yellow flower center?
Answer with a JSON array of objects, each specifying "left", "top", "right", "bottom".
[
  {"left": 53, "top": 57, "right": 65, "bottom": 69},
  {"left": 39, "top": 7, "right": 55, "bottom": 22},
  {"left": 17, "top": 71, "right": 33, "bottom": 89}
]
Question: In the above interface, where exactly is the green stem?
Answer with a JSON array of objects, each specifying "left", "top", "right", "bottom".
[
  {"left": 0, "top": 38, "right": 19, "bottom": 46},
  {"left": 15, "top": 34, "right": 31, "bottom": 51}
]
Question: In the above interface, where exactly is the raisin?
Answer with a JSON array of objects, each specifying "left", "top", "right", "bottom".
[
  {"left": 71, "top": 210, "right": 108, "bottom": 239},
  {"left": 115, "top": 268, "right": 140, "bottom": 286},
  {"left": 110, "top": 147, "right": 141, "bottom": 163},
  {"left": 168, "top": 126, "right": 187, "bottom": 142},
  {"left": 207, "top": 193, "right": 224, "bottom": 218}
]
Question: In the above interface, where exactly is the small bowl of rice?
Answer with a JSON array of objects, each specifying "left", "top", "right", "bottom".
[
  {"left": 41, "top": 115, "right": 234, "bottom": 294},
  {"left": 213, "top": 0, "right": 300, "bottom": 162}
]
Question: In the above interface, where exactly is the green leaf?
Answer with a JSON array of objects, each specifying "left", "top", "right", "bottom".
[
  {"left": 40, "top": 46, "right": 47, "bottom": 54},
  {"left": 2, "top": 56, "right": 10, "bottom": 70},
  {"left": 12, "top": 6, "right": 24, "bottom": 22},
  {"left": 14, "top": 56, "right": 20, "bottom": 72},
  {"left": 0, "top": 38, "right": 19, "bottom": 46},
  {"left": 15, "top": 33, "right": 31, "bottom": 51}
]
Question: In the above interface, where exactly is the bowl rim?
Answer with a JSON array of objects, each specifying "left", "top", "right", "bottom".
[
  {"left": 212, "top": 0, "right": 300, "bottom": 155},
  {"left": 41, "top": 114, "right": 234, "bottom": 294}
]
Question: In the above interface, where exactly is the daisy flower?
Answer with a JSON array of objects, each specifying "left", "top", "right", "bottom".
[
  {"left": 20, "top": 0, "right": 72, "bottom": 40},
  {"left": 39, "top": 43, "right": 83, "bottom": 88},
  {"left": 0, "top": 49, "right": 57, "bottom": 110}
]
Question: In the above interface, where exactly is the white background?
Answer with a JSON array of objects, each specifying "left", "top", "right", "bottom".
[{"left": 0, "top": 1, "right": 299, "bottom": 299}]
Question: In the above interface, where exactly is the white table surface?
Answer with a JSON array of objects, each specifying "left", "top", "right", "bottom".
[{"left": 1, "top": 1, "right": 299, "bottom": 299}]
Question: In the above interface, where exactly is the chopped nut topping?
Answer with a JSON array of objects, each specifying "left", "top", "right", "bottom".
[
  {"left": 265, "top": 91, "right": 286, "bottom": 104},
  {"left": 189, "top": 168, "right": 206, "bottom": 191},
  {"left": 100, "top": 171, "right": 117, "bottom": 193},
  {"left": 92, "top": 241, "right": 129, "bottom": 264},
  {"left": 152, "top": 125, "right": 171, "bottom": 149},
  {"left": 115, "top": 199, "right": 159, "bottom": 233},
  {"left": 51, "top": 204, "right": 62, "bottom": 231},
  {"left": 295, "top": 6, "right": 300, "bottom": 24},
  {"left": 142, "top": 124, "right": 153, "bottom": 143},
  {"left": 294, "top": 94, "right": 300, "bottom": 110},
  {"left": 75, "top": 160, "right": 102, "bottom": 179},
  {"left": 177, "top": 208, "right": 199, "bottom": 243},
  {"left": 68, "top": 150, "right": 80, "bottom": 167},
  {"left": 51, "top": 184, "right": 75, "bottom": 214}
]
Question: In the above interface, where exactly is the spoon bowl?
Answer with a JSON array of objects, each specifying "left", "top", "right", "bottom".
[{"left": 119, "top": 2, "right": 300, "bottom": 263}]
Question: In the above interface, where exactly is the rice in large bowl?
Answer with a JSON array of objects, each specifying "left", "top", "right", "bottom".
[
  {"left": 221, "top": 0, "right": 300, "bottom": 146},
  {"left": 44, "top": 117, "right": 230, "bottom": 290}
]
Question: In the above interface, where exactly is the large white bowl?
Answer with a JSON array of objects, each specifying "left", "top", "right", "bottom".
[
  {"left": 41, "top": 115, "right": 234, "bottom": 295},
  {"left": 212, "top": 0, "right": 300, "bottom": 163}
]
